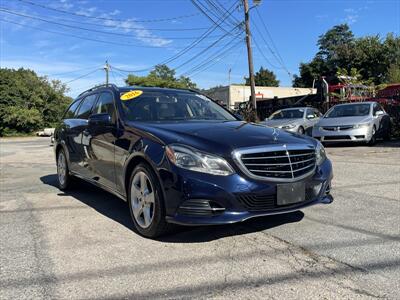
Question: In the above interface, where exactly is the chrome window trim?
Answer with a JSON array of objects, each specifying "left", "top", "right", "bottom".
[{"left": 232, "top": 144, "right": 316, "bottom": 182}]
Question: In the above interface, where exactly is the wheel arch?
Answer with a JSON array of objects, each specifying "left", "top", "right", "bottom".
[
  {"left": 123, "top": 153, "right": 167, "bottom": 203},
  {"left": 55, "top": 141, "right": 70, "bottom": 166}
]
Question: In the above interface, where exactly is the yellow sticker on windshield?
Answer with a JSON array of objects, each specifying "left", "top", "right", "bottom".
[{"left": 120, "top": 90, "right": 143, "bottom": 101}]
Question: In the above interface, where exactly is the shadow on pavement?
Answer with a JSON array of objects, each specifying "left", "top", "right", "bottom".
[{"left": 40, "top": 174, "right": 304, "bottom": 243}]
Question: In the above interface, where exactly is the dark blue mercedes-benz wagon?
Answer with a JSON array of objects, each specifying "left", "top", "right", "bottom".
[{"left": 54, "top": 84, "right": 333, "bottom": 238}]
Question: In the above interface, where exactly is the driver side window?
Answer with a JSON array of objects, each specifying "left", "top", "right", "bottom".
[
  {"left": 93, "top": 92, "right": 117, "bottom": 123},
  {"left": 373, "top": 103, "right": 379, "bottom": 116}
]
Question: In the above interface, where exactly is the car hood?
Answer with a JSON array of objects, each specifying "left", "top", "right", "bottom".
[
  {"left": 317, "top": 116, "right": 372, "bottom": 126},
  {"left": 127, "top": 121, "right": 316, "bottom": 157},
  {"left": 263, "top": 118, "right": 303, "bottom": 128}
]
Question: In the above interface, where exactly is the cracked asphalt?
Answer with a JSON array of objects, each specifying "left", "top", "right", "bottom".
[{"left": 1, "top": 137, "right": 399, "bottom": 299}]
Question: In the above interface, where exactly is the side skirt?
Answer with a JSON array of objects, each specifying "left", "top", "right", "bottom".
[{"left": 70, "top": 171, "right": 127, "bottom": 202}]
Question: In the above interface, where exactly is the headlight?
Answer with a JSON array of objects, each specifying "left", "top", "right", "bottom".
[
  {"left": 315, "top": 141, "right": 327, "bottom": 166},
  {"left": 166, "top": 144, "right": 234, "bottom": 176},
  {"left": 282, "top": 124, "right": 296, "bottom": 129},
  {"left": 353, "top": 123, "right": 370, "bottom": 129}
]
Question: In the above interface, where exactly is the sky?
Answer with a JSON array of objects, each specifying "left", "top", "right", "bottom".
[{"left": 1, "top": 0, "right": 399, "bottom": 98}]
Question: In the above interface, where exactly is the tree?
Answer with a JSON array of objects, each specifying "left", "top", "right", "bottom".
[
  {"left": 0, "top": 68, "right": 72, "bottom": 135},
  {"left": 125, "top": 64, "right": 197, "bottom": 89},
  {"left": 245, "top": 66, "right": 279, "bottom": 87},
  {"left": 386, "top": 63, "right": 400, "bottom": 83},
  {"left": 293, "top": 24, "right": 400, "bottom": 87}
]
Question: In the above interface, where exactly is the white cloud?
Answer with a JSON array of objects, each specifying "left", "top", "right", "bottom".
[
  {"left": 343, "top": 14, "right": 359, "bottom": 24},
  {"left": 70, "top": 4, "right": 170, "bottom": 47},
  {"left": 76, "top": 6, "right": 97, "bottom": 17},
  {"left": 342, "top": 6, "right": 369, "bottom": 24},
  {"left": 109, "top": 9, "right": 121, "bottom": 16},
  {"left": 103, "top": 18, "right": 172, "bottom": 47}
]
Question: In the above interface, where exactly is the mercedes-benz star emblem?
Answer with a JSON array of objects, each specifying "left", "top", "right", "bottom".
[{"left": 272, "top": 128, "right": 279, "bottom": 141}]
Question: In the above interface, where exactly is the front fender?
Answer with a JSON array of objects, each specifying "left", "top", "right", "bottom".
[{"left": 119, "top": 137, "right": 170, "bottom": 201}]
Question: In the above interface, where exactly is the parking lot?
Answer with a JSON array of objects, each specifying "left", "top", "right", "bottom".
[{"left": 1, "top": 137, "right": 399, "bottom": 299}]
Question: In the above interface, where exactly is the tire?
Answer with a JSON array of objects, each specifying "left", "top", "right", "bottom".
[
  {"left": 368, "top": 126, "right": 377, "bottom": 146},
  {"left": 297, "top": 126, "right": 305, "bottom": 135},
  {"left": 383, "top": 125, "right": 391, "bottom": 141},
  {"left": 57, "top": 148, "right": 73, "bottom": 190},
  {"left": 127, "top": 163, "right": 171, "bottom": 238}
]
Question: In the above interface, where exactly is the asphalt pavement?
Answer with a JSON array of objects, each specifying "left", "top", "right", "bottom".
[{"left": 1, "top": 137, "right": 399, "bottom": 299}]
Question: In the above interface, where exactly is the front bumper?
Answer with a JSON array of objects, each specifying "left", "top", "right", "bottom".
[
  {"left": 162, "top": 159, "right": 333, "bottom": 226},
  {"left": 312, "top": 126, "right": 372, "bottom": 142}
]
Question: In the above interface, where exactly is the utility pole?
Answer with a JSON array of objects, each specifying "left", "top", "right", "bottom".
[
  {"left": 243, "top": 0, "right": 257, "bottom": 120},
  {"left": 104, "top": 60, "right": 109, "bottom": 86}
]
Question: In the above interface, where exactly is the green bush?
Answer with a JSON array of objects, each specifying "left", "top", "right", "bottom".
[{"left": 0, "top": 68, "right": 72, "bottom": 136}]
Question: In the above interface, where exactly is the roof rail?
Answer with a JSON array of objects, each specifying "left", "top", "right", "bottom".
[{"left": 77, "top": 83, "right": 118, "bottom": 98}]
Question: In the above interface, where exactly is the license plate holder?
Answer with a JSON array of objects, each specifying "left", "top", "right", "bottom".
[{"left": 277, "top": 182, "right": 306, "bottom": 206}]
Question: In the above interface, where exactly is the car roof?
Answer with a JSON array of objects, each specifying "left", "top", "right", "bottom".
[
  {"left": 118, "top": 86, "right": 196, "bottom": 94},
  {"left": 279, "top": 107, "right": 310, "bottom": 111},
  {"left": 333, "top": 102, "right": 374, "bottom": 107},
  {"left": 77, "top": 84, "right": 198, "bottom": 98}
]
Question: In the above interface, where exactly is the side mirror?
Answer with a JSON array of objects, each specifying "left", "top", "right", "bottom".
[
  {"left": 306, "top": 114, "right": 315, "bottom": 119},
  {"left": 88, "top": 113, "right": 112, "bottom": 126},
  {"left": 375, "top": 110, "right": 384, "bottom": 117}
]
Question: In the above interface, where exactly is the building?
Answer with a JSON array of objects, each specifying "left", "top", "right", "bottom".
[{"left": 204, "top": 84, "right": 316, "bottom": 109}]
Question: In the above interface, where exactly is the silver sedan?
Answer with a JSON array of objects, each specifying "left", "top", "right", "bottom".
[
  {"left": 262, "top": 107, "right": 322, "bottom": 134},
  {"left": 312, "top": 102, "right": 391, "bottom": 145}
]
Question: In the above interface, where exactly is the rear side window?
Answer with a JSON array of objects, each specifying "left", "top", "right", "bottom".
[
  {"left": 76, "top": 94, "right": 97, "bottom": 119},
  {"left": 64, "top": 100, "right": 82, "bottom": 119},
  {"left": 93, "top": 92, "right": 116, "bottom": 123}
]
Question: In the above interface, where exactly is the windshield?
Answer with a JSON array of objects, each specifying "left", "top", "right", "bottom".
[
  {"left": 325, "top": 104, "right": 371, "bottom": 118},
  {"left": 269, "top": 109, "right": 304, "bottom": 120},
  {"left": 120, "top": 90, "right": 236, "bottom": 122}
]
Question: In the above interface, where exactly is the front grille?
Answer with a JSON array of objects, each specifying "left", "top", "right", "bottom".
[
  {"left": 323, "top": 135, "right": 351, "bottom": 140},
  {"left": 323, "top": 125, "right": 353, "bottom": 131},
  {"left": 238, "top": 148, "right": 316, "bottom": 180}
]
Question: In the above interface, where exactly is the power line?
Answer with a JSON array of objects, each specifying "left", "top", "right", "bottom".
[
  {"left": 0, "top": 8, "right": 225, "bottom": 40},
  {"left": 206, "top": 0, "right": 241, "bottom": 28},
  {"left": 1, "top": 5, "right": 210, "bottom": 32},
  {"left": 15, "top": 0, "right": 203, "bottom": 24},
  {"left": 182, "top": 39, "right": 243, "bottom": 77},
  {"left": 173, "top": 28, "right": 240, "bottom": 72},
  {"left": 110, "top": 1, "right": 243, "bottom": 74},
  {"left": 229, "top": 45, "right": 246, "bottom": 72},
  {"left": 0, "top": 19, "right": 212, "bottom": 49},
  {"left": 200, "top": 0, "right": 239, "bottom": 29},
  {"left": 180, "top": 34, "right": 242, "bottom": 76},
  {"left": 252, "top": 35, "right": 282, "bottom": 70},
  {"left": 46, "top": 65, "right": 104, "bottom": 76},
  {"left": 189, "top": 42, "right": 244, "bottom": 78},
  {"left": 64, "top": 68, "right": 102, "bottom": 84},
  {"left": 254, "top": 7, "right": 291, "bottom": 77},
  {"left": 191, "top": 0, "right": 240, "bottom": 36}
]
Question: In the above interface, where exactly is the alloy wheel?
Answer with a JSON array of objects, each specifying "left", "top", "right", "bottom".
[
  {"left": 57, "top": 152, "right": 67, "bottom": 186},
  {"left": 130, "top": 171, "right": 155, "bottom": 229}
]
